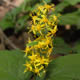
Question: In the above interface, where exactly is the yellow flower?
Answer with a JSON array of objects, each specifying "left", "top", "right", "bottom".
[
  {"left": 41, "top": 24, "right": 45, "bottom": 28},
  {"left": 42, "top": 9, "right": 47, "bottom": 14},
  {"left": 24, "top": 2, "right": 59, "bottom": 76},
  {"left": 37, "top": 41, "right": 45, "bottom": 48},
  {"left": 53, "top": 15, "right": 57, "bottom": 21},
  {"left": 31, "top": 25, "right": 36, "bottom": 34},
  {"left": 34, "top": 65, "right": 44, "bottom": 76},
  {"left": 36, "top": 12, "right": 40, "bottom": 16},
  {"left": 38, "top": 6, "right": 44, "bottom": 12},
  {"left": 28, "top": 52, "right": 37, "bottom": 61},
  {"left": 51, "top": 25, "right": 58, "bottom": 35},
  {"left": 24, "top": 46, "right": 30, "bottom": 56},
  {"left": 44, "top": 4, "right": 52, "bottom": 10},
  {"left": 31, "top": 25, "right": 35, "bottom": 31},
  {"left": 40, "top": 15, "right": 48, "bottom": 23},
  {"left": 40, "top": 56, "right": 49, "bottom": 65},
  {"left": 45, "top": 37, "right": 51, "bottom": 45},
  {"left": 24, "top": 62, "right": 32, "bottom": 72},
  {"left": 47, "top": 48, "right": 53, "bottom": 56},
  {"left": 32, "top": 16, "right": 40, "bottom": 24},
  {"left": 34, "top": 67, "right": 39, "bottom": 74},
  {"left": 36, "top": 24, "right": 41, "bottom": 31}
]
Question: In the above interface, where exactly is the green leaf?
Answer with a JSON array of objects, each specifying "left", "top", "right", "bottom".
[
  {"left": 27, "top": 41, "right": 38, "bottom": 47},
  {"left": 59, "top": 9, "right": 80, "bottom": 25},
  {"left": 0, "top": 50, "right": 32, "bottom": 80},
  {"left": 64, "top": 0, "right": 80, "bottom": 5},
  {"left": 53, "top": 37, "right": 71, "bottom": 54},
  {"left": 0, "top": 0, "right": 40, "bottom": 30},
  {"left": 0, "top": 7, "right": 22, "bottom": 30},
  {"left": 44, "top": 0, "right": 51, "bottom": 3},
  {"left": 46, "top": 54, "right": 80, "bottom": 80},
  {"left": 35, "top": 71, "right": 46, "bottom": 80},
  {"left": 15, "top": 15, "right": 29, "bottom": 31},
  {"left": 73, "top": 40, "right": 80, "bottom": 54},
  {"left": 55, "top": 2, "right": 69, "bottom": 12},
  {"left": 77, "top": 18, "right": 80, "bottom": 29},
  {"left": 0, "top": 19, "right": 14, "bottom": 30}
]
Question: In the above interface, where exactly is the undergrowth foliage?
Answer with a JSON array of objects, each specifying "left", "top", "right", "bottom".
[
  {"left": 0, "top": 0, "right": 80, "bottom": 80},
  {"left": 24, "top": 2, "right": 58, "bottom": 76}
]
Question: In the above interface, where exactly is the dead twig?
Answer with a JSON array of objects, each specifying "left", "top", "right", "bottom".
[{"left": 0, "top": 28, "right": 19, "bottom": 49}]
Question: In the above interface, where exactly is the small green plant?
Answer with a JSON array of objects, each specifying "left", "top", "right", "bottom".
[
  {"left": 24, "top": 2, "right": 58, "bottom": 77},
  {"left": 0, "top": 0, "right": 80, "bottom": 80}
]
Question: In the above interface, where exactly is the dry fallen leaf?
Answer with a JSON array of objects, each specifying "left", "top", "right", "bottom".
[{"left": 0, "top": 0, "right": 24, "bottom": 20}]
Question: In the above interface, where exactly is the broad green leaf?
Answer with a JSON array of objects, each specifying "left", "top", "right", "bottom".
[
  {"left": 64, "top": 0, "right": 80, "bottom": 5},
  {"left": 0, "top": 50, "right": 32, "bottom": 80},
  {"left": 59, "top": 9, "right": 80, "bottom": 25},
  {"left": 46, "top": 54, "right": 80, "bottom": 80},
  {"left": 55, "top": 2, "right": 69, "bottom": 12},
  {"left": 27, "top": 41, "right": 38, "bottom": 47},
  {"left": 77, "top": 18, "right": 80, "bottom": 29},
  {"left": 53, "top": 37, "right": 71, "bottom": 54},
  {"left": 73, "top": 40, "right": 80, "bottom": 54}
]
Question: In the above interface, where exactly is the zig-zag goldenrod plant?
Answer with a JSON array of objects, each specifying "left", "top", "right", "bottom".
[{"left": 24, "top": 2, "right": 58, "bottom": 76}]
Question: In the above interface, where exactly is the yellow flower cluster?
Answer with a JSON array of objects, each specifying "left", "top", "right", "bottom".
[{"left": 24, "top": 2, "right": 58, "bottom": 76}]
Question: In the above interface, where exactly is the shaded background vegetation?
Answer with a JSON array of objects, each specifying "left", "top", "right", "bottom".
[
  {"left": 0, "top": 0, "right": 80, "bottom": 80},
  {"left": 0, "top": 0, "right": 80, "bottom": 54}
]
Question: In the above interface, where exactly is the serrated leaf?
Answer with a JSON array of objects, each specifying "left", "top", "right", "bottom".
[
  {"left": 53, "top": 37, "right": 71, "bottom": 54},
  {"left": 0, "top": 50, "right": 32, "bottom": 80},
  {"left": 46, "top": 54, "right": 80, "bottom": 80}
]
